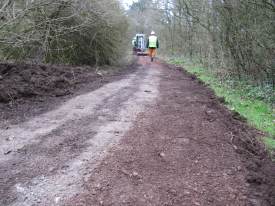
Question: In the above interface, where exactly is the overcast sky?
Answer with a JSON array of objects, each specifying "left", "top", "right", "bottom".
[{"left": 120, "top": 0, "right": 138, "bottom": 9}]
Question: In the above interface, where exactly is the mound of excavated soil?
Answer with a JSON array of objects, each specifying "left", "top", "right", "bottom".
[
  {"left": 0, "top": 60, "right": 137, "bottom": 127},
  {"left": 0, "top": 63, "right": 99, "bottom": 103}
]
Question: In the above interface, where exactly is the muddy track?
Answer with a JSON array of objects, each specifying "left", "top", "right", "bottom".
[{"left": 0, "top": 57, "right": 274, "bottom": 206}]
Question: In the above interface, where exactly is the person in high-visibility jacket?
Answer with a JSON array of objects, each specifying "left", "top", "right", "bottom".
[{"left": 146, "top": 31, "right": 159, "bottom": 62}]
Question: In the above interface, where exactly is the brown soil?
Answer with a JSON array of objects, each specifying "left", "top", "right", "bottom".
[
  {"left": 0, "top": 57, "right": 274, "bottom": 206},
  {"left": 0, "top": 62, "right": 134, "bottom": 127},
  {"left": 68, "top": 58, "right": 275, "bottom": 206},
  {"left": 0, "top": 63, "right": 99, "bottom": 103}
]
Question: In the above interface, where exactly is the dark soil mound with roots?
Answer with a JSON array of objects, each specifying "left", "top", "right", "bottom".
[{"left": 0, "top": 63, "right": 99, "bottom": 103}]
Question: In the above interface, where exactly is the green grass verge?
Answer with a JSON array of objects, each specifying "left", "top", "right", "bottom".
[
  {"left": 263, "top": 137, "right": 275, "bottom": 157},
  {"left": 168, "top": 58, "right": 275, "bottom": 153}
]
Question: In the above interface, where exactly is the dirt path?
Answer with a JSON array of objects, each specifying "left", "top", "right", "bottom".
[{"left": 0, "top": 57, "right": 274, "bottom": 206}]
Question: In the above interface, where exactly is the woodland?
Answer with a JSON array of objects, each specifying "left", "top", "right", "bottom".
[{"left": 0, "top": 0, "right": 274, "bottom": 86}]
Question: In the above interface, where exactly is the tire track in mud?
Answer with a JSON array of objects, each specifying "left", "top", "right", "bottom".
[{"left": 0, "top": 62, "right": 161, "bottom": 206}]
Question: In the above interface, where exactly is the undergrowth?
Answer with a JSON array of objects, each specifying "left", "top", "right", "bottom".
[{"left": 168, "top": 57, "right": 275, "bottom": 155}]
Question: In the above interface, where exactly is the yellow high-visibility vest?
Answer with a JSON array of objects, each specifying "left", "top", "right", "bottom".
[{"left": 149, "top": 35, "right": 157, "bottom": 48}]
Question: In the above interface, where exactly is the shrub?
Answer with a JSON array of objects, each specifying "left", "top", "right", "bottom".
[{"left": 0, "top": 0, "right": 128, "bottom": 65}]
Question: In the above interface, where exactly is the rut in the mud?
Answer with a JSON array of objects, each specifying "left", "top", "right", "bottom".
[{"left": 0, "top": 57, "right": 274, "bottom": 206}]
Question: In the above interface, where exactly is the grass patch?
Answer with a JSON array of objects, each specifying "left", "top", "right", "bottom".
[
  {"left": 168, "top": 57, "right": 275, "bottom": 153},
  {"left": 263, "top": 137, "right": 275, "bottom": 158},
  {"left": 264, "top": 137, "right": 275, "bottom": 150}
]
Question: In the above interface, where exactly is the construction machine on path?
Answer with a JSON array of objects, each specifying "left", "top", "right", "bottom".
[{"left": 132, "top": 34, "right": 148, "bottom": 56}]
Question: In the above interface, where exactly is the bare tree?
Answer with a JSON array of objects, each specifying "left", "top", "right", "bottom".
[{"left": 128, "top": 0, "right": 275, "bottom": 86}]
